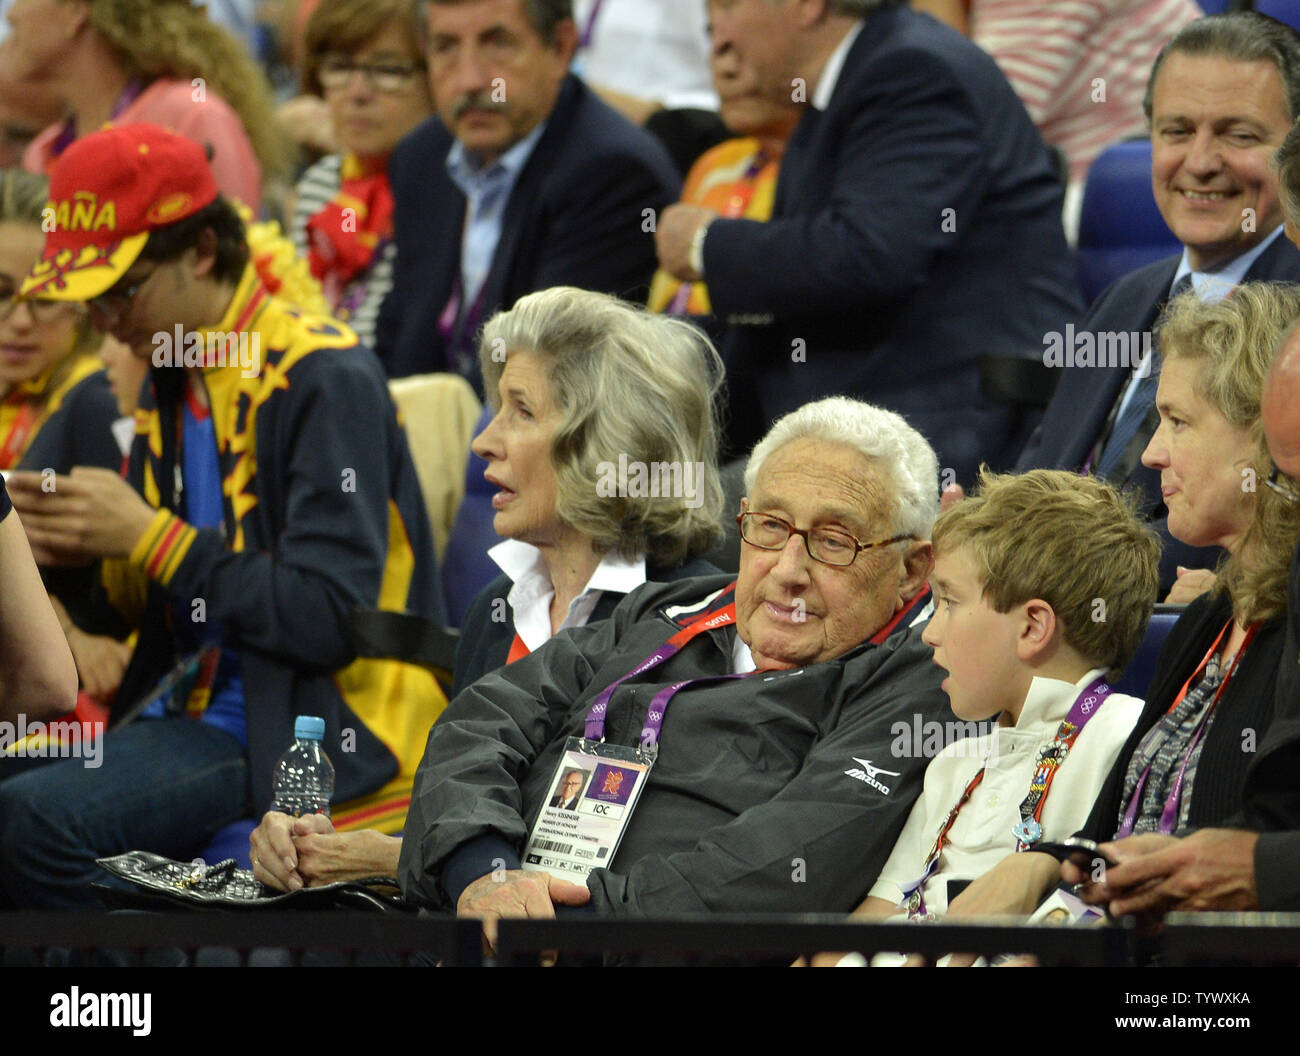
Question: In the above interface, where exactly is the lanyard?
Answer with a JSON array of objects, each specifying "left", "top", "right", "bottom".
[
  {"left": 666, "top": 150, "right": 771, "bottom": 316},
  {"left": 1012, "top": 675, "right": 1114, "bottom": 849},
  {"left": 1117, "top": 619, "right": 1259, "bottom": 838},
  {"left": 579, "top": 0, "right": 605, "bottom": 48},
  {"left": 902, "top": 675, "right": 1111, "bottom": 918},
  {"left": 582, "top": 600, "right": 739, "bottom": 747}
]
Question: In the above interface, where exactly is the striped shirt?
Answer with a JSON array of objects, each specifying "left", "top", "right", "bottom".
[
  {"left": 971, "top": 0, "right": 1202, "bottom": 183},
  {"left": 291, "top": 154, "right": 395, "bottom": 354}
]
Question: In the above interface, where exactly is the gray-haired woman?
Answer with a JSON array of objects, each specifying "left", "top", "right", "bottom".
[
  {"left": 454, "top": 284, "right": 725, "bottom": 693},
  {"left": 250, "top": 287, "right": 726, "bottom": 890}
]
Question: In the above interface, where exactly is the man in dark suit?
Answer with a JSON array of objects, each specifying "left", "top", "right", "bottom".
[
  {"left": 1018, "top": 12, "right": 1300, "bottom": 596},
  {"left": 376, "top": 0, "right": 680, "bottom": 390},
  {"left": 655, "top": 0, "right": 1080, "bottom": 481}
]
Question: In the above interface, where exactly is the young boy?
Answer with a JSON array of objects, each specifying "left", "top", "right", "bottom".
[{"left": 836, "top": 469, "right": 1160, "bottom": 959}]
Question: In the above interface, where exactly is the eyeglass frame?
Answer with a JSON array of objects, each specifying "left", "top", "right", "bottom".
[
  {"left": 1266, "top": 461, "right": 1300, "bottom": 505},
  {"left": 0, "top": 285, "right": 75, "bottom": 323},
  {"left": 737, "top": 510, "right": 915, "bottom": 568},
  {"left": 87, "top": 262, "right": 163, "bottom": 324},
  {"left": 317, "top": 55, "right": 427, "bottom": 93}
]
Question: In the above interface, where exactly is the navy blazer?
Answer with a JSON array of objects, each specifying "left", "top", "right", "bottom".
[
  {"left": 703, "top": 6, "right": 1080, "bottom": 482},
  {"left": 376, "top": 75, "right": 681, "bottom": 388},
  {"left": 1017, "top": 230, "right": 1300, "bottom": 590}
]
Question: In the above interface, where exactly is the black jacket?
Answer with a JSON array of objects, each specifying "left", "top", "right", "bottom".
[
  {"left": 399, "top": 575, "right": 950, "bottom": 916},
  {"left": 1242, "top": 540, "right": 1300, "bottom": 909},
  {"left": 451, "top": 556, "right": 720, "bottom": 696},
  {"left": 1078, "top": 590, "right": 1283, "bottom": 845}
]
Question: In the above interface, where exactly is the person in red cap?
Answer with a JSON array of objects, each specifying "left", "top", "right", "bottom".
[{"left": 0, "top": 123, "right": 448, "bottom": 910}]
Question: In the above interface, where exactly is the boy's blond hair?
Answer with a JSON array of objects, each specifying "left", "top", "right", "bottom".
[{"left": 931, "top": 469, "right": 1160, "bottom": 673}]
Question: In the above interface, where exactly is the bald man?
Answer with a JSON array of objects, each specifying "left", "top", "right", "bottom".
[{"left": 1061, "top": 329, "right": 1300, "bottom": 919}]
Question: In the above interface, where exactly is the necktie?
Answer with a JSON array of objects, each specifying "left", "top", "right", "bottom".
[{"left": 1094, "top": 274, "right": 1194, "bottom": 481}]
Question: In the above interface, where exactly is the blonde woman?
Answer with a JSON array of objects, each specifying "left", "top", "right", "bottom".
[{"left": 6, "top": 0, "right": 290, "bottom": 212}]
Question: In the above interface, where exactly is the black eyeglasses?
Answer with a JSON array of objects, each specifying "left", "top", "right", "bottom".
[
  {"left": 0, "top": 286, "right": 71, "bottom": 323},
  {"left": 318, "top": 56, "right": 426, "bottom": 93},
  {"left": 1266, "top": 461, "right": 1300, "bottom": 506},
  {"left": 737, "top": 511, "right": 913, "bottom": 568},
  {"left": 87, "top": 264, "right": 160, "bottom": 322}
]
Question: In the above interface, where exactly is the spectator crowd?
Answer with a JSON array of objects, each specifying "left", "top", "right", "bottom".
[{"left": 0, "top": 0, "right": 1299, "bottom": 969}]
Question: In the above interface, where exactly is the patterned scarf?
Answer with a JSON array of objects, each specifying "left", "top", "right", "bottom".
[{"left": 304, "top": 153, "right": 395, "bottom": 293}]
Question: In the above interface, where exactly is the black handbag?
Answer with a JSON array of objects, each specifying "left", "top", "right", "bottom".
[{"left": 94, "top": 850, "right": 412, "bottom": 914}]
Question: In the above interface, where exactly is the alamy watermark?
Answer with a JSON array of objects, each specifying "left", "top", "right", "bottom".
[
  {"left": 1042, "top": 325, "right": 1153, "bottom": 374},
  {"left": 595, "top": 454, "right": 706, "bottom": 509},
  {"left": 152, "top": 325, "right": 260, "bottom": 378},
  {"left": 890, "top": 715, "right": 997, "bottom": 761},
  {"left": 0, "top": 715, "right": 103, "bottom": 768}
]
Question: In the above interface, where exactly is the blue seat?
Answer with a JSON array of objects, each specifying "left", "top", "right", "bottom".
[
  {"left": 1113, "top": 604, "right": 1185, "bottom": 699},
  {"left": 200, "top": 818, "right": 256, "bottom": 870},
  {"left": 1076, "top": 139, "right": 1183, "bottom": 304},
  {"left": 441, "top": 405, "right": 502, "bottom": 627},
  {"left": 1196, "top": 0, "right": 1234, "bottom": 12},
  {"left": 1255, "top": 0, "right": 1300, "bottom": 29}
]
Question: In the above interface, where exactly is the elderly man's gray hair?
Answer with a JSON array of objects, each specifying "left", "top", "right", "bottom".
[{"left": 744, "top": 396, "right": 939, "bottom": 540}]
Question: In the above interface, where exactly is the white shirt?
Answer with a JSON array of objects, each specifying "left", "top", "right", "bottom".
[
  {"left": 489, "top": 538, "right": 647, "bottom": 652},
  {"left": 571, "top": 0, "right": 718, "bottom": 110},
  {"left": 869, "top": 668, "right": 1143, "bottom": 915},
  {"left": 812, "top": 21, "right": 864, "bottom": 110}
]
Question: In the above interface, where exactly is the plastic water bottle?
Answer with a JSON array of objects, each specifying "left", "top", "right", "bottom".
[{"left": 270, "top": 716, "right": 334, "bottom": 817}]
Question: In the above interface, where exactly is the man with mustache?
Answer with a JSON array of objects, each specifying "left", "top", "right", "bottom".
[{"left": 376, "top": 0, "right": 680, "bottom": 391}]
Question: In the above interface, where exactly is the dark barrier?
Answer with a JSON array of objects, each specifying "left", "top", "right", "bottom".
[
  {"left": 494, "top": 914, "right": 1137, "bottom": 966},
  {"left": 1160, "top": 913, "right": 1300, "bottom": 966},
  {"left": 4, "top": 911, "right": 1300, "bottom": 966},
  {"left": 0, "top": 911, "right": 484, "bottom": 967}
]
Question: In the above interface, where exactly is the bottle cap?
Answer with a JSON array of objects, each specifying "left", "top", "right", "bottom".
[{"left": 293, "top": 715, "right": 326, "bottom": 741}]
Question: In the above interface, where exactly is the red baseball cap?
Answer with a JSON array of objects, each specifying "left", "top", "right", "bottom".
[{"left": 19, "top": 124, "right": 219, "bottom": 302}]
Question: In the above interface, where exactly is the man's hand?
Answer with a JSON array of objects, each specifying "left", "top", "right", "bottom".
[
  {"left": 655, "top": 204, "right": 717, "bottom": 282},
  {"left": 1064, "top": 830, "right": 1260, "bottom": 922},
  {"left": 7, "top": 467, "right": 158, "bottom": 564},
  {"left": 1163, "top": 566, "right": 1215, "bottom": 605},
  {"left": 65, "top": 627, "right": 132, "bottom": 704},
  {"left": 456, "top": 868, "right": 591, "bottom": 956}
]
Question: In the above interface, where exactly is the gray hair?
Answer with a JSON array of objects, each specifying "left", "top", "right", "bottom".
[
  {"left": 423, "top": 0, "right": 572, "bottom": 44},
  {"left": 1144, "top": 11, "right": 1300, "bottom": 124},
  {"left": 744, "top": 397, "right": 939, "bottom": 540},
  {"left": 479, "top": 287, "right": 724, "bottom": 566}
]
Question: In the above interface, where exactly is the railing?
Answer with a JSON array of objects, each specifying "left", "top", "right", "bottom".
[{"left": 4, "top": 910, "right": 1299, "bottom": 966}]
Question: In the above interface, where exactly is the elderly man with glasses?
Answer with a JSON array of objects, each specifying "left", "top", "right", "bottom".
[{"left": 396, "top": 395, "right": 951, "bottom": 955}]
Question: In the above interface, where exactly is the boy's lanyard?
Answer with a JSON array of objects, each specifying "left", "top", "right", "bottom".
[
  {"left": 1117, "top": 620, "right": 1259, "bottom": 838},
  {"left": 903, "top": 674, "right": 1113, "bottom": 919}
]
